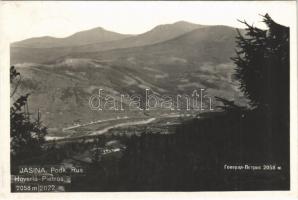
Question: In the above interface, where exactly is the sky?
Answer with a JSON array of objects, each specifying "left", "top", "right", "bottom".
[{"left": 0, "top": 1, "right": 296, "bottom": 43}]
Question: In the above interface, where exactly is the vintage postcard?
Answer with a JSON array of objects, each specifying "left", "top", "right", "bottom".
[{"left": 0, "top": 1, "right": 297, "bottom": 199}]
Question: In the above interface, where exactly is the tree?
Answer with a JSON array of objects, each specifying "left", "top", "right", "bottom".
[
  {"left": 232, "top": 14, "right": 289, "bottom": 118},
  {"left": 10, "top": 66, "right": 47, "bottom": 167}
]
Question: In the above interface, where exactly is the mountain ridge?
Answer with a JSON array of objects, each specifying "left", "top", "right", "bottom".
[
  {"left": 11, "top": 24, "right": 241, "bottom": 65},
  {"left": 64, "top": 25, "right": 240, "bottom": 65},
  {"left": 11, "top": 22, "right": 248, "bottom": 133},
  {"left": 11, "top": 21, "right": 205, "bottom": 49},
  {"left": 11, "top": 26, "right": 133, "bottom": 48}
]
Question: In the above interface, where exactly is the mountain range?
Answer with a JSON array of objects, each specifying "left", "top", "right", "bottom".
[
  {"left": 11, "top": 21, "right": 207, "bottom": 64},
  {"left": 11, "top": 21, "right": 247, "bottom": 136},
  {"left": 11, "top": 27, "right": 132, "bottom": 48}
]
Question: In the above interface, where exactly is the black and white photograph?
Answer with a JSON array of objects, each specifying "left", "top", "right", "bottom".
[{"left": 0, "top": 0, "right": 297, "bottom": 197}]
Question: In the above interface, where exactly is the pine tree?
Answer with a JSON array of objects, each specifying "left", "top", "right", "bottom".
[
  {"left": 232, "top": 14, "right": 289, "bottom": 119},
  {"left": 10, "top": 66, "right": 47, "bottom": 167}
]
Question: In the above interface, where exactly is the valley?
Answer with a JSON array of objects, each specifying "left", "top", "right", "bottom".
[{"left": 11, "top": 21, "right": 247, "bottom": 141}]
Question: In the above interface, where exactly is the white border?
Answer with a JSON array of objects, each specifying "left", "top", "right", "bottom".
[{"left": 0, "top": 1, "right": 297, "bottom": 200}]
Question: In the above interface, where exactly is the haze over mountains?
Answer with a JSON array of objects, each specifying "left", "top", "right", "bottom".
[
  {"left": 11, "top": 21, "right": 207, "bottom": 64},
  {"left": 12, "top": 21, "right": 202, "bottom": 47},
  {"left": 11, "top": 21, "right": 247, "bottom": 134},
  {"left": 11, "top": 27, "right": 132, "bottom": 48}
]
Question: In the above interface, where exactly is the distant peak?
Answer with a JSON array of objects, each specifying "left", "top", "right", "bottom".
[
  {"left": 173, "top": 21, "right": 191, "bottom": 24},
  {"left": 150, "top": 21, "right": 197, "bottom": 30},
  {"left": 90, "top": 27, "right": 105, "bottom": 31},
  {"left": 74, "top": 26, "right": 106, "bottom": 34},
  {"left": 173, "top": 21, "right": 199, "bottom": 26}
]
